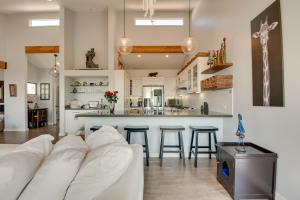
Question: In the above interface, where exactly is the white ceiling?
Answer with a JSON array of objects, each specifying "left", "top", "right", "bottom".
[
  {"left": 0, "top": 0, "right": 199, "bottom": 13},
  {"left": 123, "top": 53, "right": 186, "bottom": 70}
]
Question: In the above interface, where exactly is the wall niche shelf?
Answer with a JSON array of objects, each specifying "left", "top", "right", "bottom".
[
  {"left": 201, "top": 63, "right": 233, "bottom": 74},
  {"left": 201, "top": 75, "right": 233, "bottom": 91},
  {"left": 70, "top": 84, "right": 109, "bottom": 87}
]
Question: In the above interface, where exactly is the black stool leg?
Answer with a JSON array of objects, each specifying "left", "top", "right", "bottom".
[
  {"left": 126, "top": 131, "right": 130, "bottom": 144},
  {"left": 178, "top": 132, "right": 182, "bottom": 159},
  {"left": 194, "top": 132, "right": 198, "bottom": 168},
  {"left": 144, "top": 131, "right": 150, "bottom": 166},
  {"left": 189, "top": 130, "right": 194, "bottom": 159},
  {"left": 160, "top": 130, "right": 165, "bottom": 167},
  {"left": 179, "top": 131, "right": 186, "bottom": 167},
  {"left": 159, "top": 130, "right": 163, "bottom": 159},
  {"left": 208, "top": 132, "right": 212, "bottom": 159},
  {"left": 213, "top": 131, "right": 218, "bottom": 153}
]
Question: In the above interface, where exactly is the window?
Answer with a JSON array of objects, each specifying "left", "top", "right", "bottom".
[
  {"left": 135, "top": 19, "right": 184, "bottom": 26},
  {"left": 29, "top": 19, "right": 60, "bottom": 27},
  {"left": 40, "top": 83, "right": 50, "bottom": 100},
  {"left": 27, "top": 83, "right": 37, "bottom": 95}
]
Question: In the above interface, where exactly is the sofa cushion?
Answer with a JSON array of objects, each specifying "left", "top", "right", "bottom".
[
  {"left": 18, "top": 135, "right": 88, "bottom": 200},
  {"left": 85, "top": 125, "right": 127, "bottom": 150},
  {"left": 52, "top": 135, "right": 87, "bottom": 153},
  {"left": 65, "top": 143, "right": 133, "bottom": 200},
  {"left": 0, "top": 135, "right": 54, "bottom": 200}
]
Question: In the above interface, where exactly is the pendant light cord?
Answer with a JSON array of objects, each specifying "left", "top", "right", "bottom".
[
  {"left": 188, "top": 0, "right": 191, "bottom": 37},
  {"left": 123, "top": 0, "right": 126, "bottom": 37}
]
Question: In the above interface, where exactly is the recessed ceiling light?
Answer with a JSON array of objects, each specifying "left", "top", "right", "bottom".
[
  {"left": 137, "top": 54, "right": 142, "bottom": 58},
  {"left": 165, "top": 54, "right": 169, "bottom": 58},
  {"left": 47, "top": 0, "right": 53, "bottom": 2}
]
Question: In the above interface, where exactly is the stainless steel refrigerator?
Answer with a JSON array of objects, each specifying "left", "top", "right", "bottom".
[{"left": 143, "top": 86, "right": 164, "bottom": 112}]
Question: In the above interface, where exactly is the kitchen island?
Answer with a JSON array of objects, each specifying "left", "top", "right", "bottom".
[{"left": 76, "top": 110, "right": 232, "bottom": 157}]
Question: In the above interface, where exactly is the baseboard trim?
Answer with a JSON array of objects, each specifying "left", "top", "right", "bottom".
[
  {"left": 276, "top": 192, "right": 287, "bottom": 200},
  {"left": 3, "top": 128, "right": 28, "bottom": 132}
]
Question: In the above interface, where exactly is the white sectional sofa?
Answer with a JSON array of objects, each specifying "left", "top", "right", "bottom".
[{"left": 0, "top": 127, "right": 144, "bottom": 200}]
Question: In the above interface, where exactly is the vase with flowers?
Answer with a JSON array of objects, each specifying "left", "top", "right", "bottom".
[{"left": 104, "top": 91, "right": 119, "bottom": 114}]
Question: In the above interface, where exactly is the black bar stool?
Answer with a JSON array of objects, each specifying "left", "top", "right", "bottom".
[
  {"left": 189, "top": 126, "right": 218, "bottom": 167},
  {"left": 159, "top": 126, "right": 185, "bottom": 167},
  {"left": 124, "top": 125, "right": 150, "bottom": 166},
  {"left": 90, "top": 125, "right": 118, "bottom": 132}
]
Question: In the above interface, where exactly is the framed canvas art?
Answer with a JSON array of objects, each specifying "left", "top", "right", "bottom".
[
  {"left": 251, "top": 0, "right": 284, "bottom": 107},
  {"left": 9, "top": 84, "right": 17, "bottom": 97}
]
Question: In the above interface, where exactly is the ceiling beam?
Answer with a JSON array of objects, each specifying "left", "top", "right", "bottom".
[
  {"left": 177, "top": 51, "right": 210, "bottom": 75},
  {"left": 0, "top": 60, "right": 7, "bottom": 70},
  {"left": 132, "top": 46, "right": 183, "bottom": 54},
  {"left": 25, "top": 46, "right": 59, "bottom": 54}
]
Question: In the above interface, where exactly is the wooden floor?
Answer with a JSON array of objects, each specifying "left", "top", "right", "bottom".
[
  {"left": 0, "top": 126, "right": 231, "bottom": 200},
  {"left": 144, "top": 158, "right": 231, "bottom": 200},
  {"left": 0, "top": 125, "right": 60, "bottom": 144}
]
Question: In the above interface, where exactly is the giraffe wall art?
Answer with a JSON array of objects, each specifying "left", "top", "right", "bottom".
[{"left": 251, "top": 0, "right": 284, "bottom": 107}]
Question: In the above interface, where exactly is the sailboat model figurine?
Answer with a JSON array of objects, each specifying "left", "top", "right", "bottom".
[{"left": 235, "top": 114, "right": 246, "bottom": 153}]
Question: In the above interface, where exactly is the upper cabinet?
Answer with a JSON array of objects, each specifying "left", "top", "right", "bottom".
[{"left": 179, "top": 57, "right": 209, "bottom": 94}]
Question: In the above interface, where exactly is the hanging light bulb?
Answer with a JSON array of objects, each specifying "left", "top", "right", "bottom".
[
  {"left": 118, "top": 0, "right": 133, "bottom": 55},
  {"left": 118, "top": 37, "right": 133, "bottom": 56},
  {"left": 181, "top": 0, "right": 198, "bottom": 55},
  {"left": 49, "top": 54, "right": 59, "bottom": 78}
]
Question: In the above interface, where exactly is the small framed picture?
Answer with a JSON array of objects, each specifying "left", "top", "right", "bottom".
[{"left": 9, "top": 84, "right": 17, "bottom": 97}]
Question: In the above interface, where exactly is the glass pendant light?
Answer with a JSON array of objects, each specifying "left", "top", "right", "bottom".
[
  {"left": 181, "top": 0, "right": 198, "bottom": 55},
  {"left": 118, "top": 0, "right": 133, "bottom": 55},
  {"left": 49, "top": 54, "right": 59, "bottom": 78}
]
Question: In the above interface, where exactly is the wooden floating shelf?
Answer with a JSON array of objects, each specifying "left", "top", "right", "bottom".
[
  {"left": 201, "top": 63, "right": 233, "bottom": 74},
  {"left": 201, "top": 75, "right": 233, "bottom": 91}
]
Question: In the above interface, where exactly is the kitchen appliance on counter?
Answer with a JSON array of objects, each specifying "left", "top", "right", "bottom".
[{"left": 143, "top": 86, "right": 164, "bottom": 113}]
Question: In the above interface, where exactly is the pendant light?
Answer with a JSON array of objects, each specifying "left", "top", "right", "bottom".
[
  {"left": 181, "top": 0, "right": 198, "bottom": 55},
  {"left": 118, "top": 0, "right": 133, "bottom": 55},
  {"left": 49, "top": 54, "right": 59, "bottom": 78}
]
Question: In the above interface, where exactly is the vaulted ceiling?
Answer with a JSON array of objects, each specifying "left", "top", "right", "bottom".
[{"left": 0, "top": 0, "right": 199, "bottom": 13}]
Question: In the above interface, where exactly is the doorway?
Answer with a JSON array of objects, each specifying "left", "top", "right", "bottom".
[{"left": 26, "top": 53, "right": 60, "bottom": 129}]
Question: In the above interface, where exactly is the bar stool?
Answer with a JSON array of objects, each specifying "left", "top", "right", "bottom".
[
  {"left": 124, "top": 125, "right": 150, "bottom": 166},
  {"left": 90, "top": 125, "right": 118, "bottom": 132},
  {"left": 189, "top": 126, "right": 218, "bottom": 167},
  {"left": 159, "top": 126, "right": 186, "bottom": 167}
]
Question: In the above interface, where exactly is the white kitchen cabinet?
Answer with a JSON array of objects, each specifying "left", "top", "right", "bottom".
[
  {"left": 185, "top": 57, "right": 208, "bottom": 93},
  {"left": 65, "top": 110, "right": 87, "bottom": 135}
]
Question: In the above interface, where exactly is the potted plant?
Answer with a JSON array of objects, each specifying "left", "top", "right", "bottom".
[{"left": 104, "top": 91, "right": 119, "bottom": 114}]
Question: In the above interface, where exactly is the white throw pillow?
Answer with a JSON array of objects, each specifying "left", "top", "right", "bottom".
[
  {"left": 65, "top": 143, "right": 133, "bottom": 200},
  {"left": 15, "top": 134, "right": 54, "bottom": 157},
  {"left": 86, "top": 125, "right": 127, "bottom": 150},
  {"left": 19, "top": 150, "right": 87, "bottom": 200},
  {"left": 0, "top": 135, "right": 54, "bottom": 200},
  {"left": 52, "top": 135, "right": 87, "bottom": 153}
]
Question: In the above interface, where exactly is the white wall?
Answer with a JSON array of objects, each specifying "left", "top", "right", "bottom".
[
  {"left": 0, "top": 14, "right": 6, "bottom": 80},
  {"left": 192, "top": 0, "right": 300, "bottom": 199},
  {"left": 0, "top": 14, "right": 5, "bottom": 61},
  {"left": 4, "top": 12, "right": 60, "bottom": 131},
  {"left": 73, "top": 11, "right": 108, "bottom": 69},
  {"left": 116, "top": 11, "right": 189, "bottom": 45}
]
